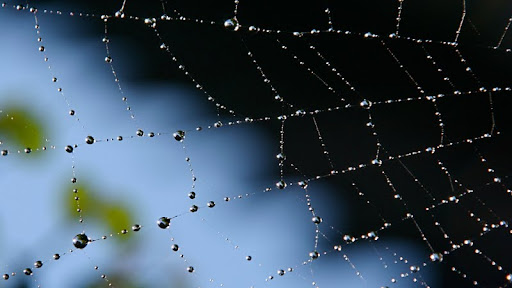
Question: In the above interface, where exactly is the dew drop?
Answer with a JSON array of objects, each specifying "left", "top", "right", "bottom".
[
  {"left": 298, "top": 180, "right": 308, "bottom": 189},
  {"left": 72, "top": 233, "right": 89, "bottom": 249},
  {"left": 430, "top": 252, "right": 443, "bottom": 262},
  {"left": 38, "top": 46, "right": 45, "bottom": 52},
  {"left": 117, "top": 136, "right": 123, "bottom": 141},
  {"left": 360, "top": 99, "right": 372, "bottom": 109},
  {"left": 65, "top": 145, "right": 73, "bottom": 153},
  {"left": 224, "top": 17, "right": 239, "bottom": 30},
  {"left": 507, "top": 274, "right": 512, "bottom": 282},
  {"left": 188, "top": 191, "right": 196, "bottom": 199},
  {"left": 309, "top": 251, "right": 320, "bottom": 260},
  {"left": 105, "top": 56, "right": 112, "bottom": 63},
  {"left": 53, "top": 254, "right": 60, "bottom": 260},
  {"left": 173, "top": 130, "right": 185, "bottom": 141},
  {"left": 190, "top": 205, "right": 198, "bottom": 212},
  {"left": 171, "top": 244, "right": 179, "bottom": 251},
  {"left": 34, "top": 261, "right": 43, "bottom": 268},
  {"left": 148, "top": 132, "right": 155, "bottom": 137},
  {"left": 69, "top": 110, "right": 75, "bottom": 116},
  {"left": 85, "top": 136, "right": 94, "bottom": 144},
  {"left": 24, "top": 147, "right": 31, "bottom": 154},
  {"left": 409, "top": 265, "right": 420, "bottom": 273},
  {"left": 157, "top": 217, "right": 171, "bottom": 229},
  {"left": 246, "top": 255, "right": 252, "bottom": 261},
  {"left": 276, "top": 153, "right": 286, "bottom": 161},
  {"left": 276, "top": 180, "right": 287, "bottom": 189},
  {"left": 312, "top": 216, "right": 322, "bottom": 224},
  {"left": 277, "top": 269, "right": 285, "bottom": 276},
  {"left": 207, "top": 201, "right": 215, "bottom": 208},
  {"left": 2, "top": 274, "right": 8, "bottom": 280},
  {"left": 132, "top": 224, "right": 141, "bottom": 232},
  {"left": 23, "top": 268, "right": 32, "bottom": 275},
  {"left": 1, "top": 150, "right": 7, "bottom": 156},
  {"left": 187, "top": 266, "right": 194, "bottom": 273},
  {"left": 136, "top": 129, "right": 144, "bottom": 137}
]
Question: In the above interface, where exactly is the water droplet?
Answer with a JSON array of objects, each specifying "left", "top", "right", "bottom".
[
  {"left": 173, "top": 130, "right": 185, "bottom": 141},
  {"left": 343, "top": 235, "right": 355, "bottom": 242},
  {"left": 72, "top": 233, "right": 89, "bottom": 249},
  {"left": 224, "top": 18, "right": 239, "bottom": 30},
  {"left": 24, "top": 147, "right": 31, "bottom": 154},
  {"left": 171, "top": 244, "right": 179, "bottom": 251},
  {"left": 277, "top": 269, "right": 285, "bottom": 276},
  {"left": 309, "top": 251, "right": 320, "bottom": 260},
  {"left": 148, "top": 132, "right": 155, "bottom": 137},
  {"left": 507, "top": 274, "right": 512, "bottom": 282},
  {"left": 298, "top": 181, "right": 308, "bottom": 189},
  {"left": 117, "top": 136, "right": 123, "bottom": 141},
  {"left": 214, "top": 121, "right": 223, "bottom": 128},
  {"left": 23, "top": 268, "right": 32, "bottom": 275},
  {"left": 136, "top": 129, "right": 144, "bottom": 137},
  {"left": 2, "top": 274, "right": 8, "bottom": 280},
  {"left": 360, "top": 99, "right": 372, "bottom": 109},
  {"left": 34, "top": 261, "right": 43, "bottom": 268},
  {"left": 53, "top": 254, "right": 60, "bottom": 260},
  {"left": 132, "top": 224, "right": 141, "bottom": 231},
  {"left": 188, "top": 191, "right": 196, "bottom": 199},
  {"left": 1, "top": 150, "right": 7, "bottom": 156},
  {"left": 295, "top": 109, "right": 306, "bottom": 116},
  {"left": 65, "top": 145, "right": 73, "bottom": 153},
  {"left": 367, "top": 231, "right": 378, "bottom": 240},
  {"left": 105, "top": 56, "right": 112, "bottom": 63},
  {"left": 69, "top": 110, "right": 75, "bottom": 116},
  {"left": 85, "top": 136, "right": 94, "bottom": 144},
  {"left": 187, "top": 266, "right": 194, "bottom": 273},
  {"left": 52, "top": 77, "right": 57, "bottom": 82},
  {"left": 207, "top": 201, "right": 215, "bottom": 208},
  {"left": 38, "top": 46, "right": 45, "bottom": 52},
  {"left": 276, "top": 153, "right": 286, "bottom": 161},
  {"left": 246, "top": 255, "right": 252, "bottom": 261},
  {"left": 409, "top": 265, "right": 420, "bottom": 273},
  {"left": 276, "top": 180, "right": 287, "bottom": 189},
  {"left": 189, "top": 205, "right": 198, "bottom": 212},
  {"left": 430, "top": 252, "right": 443, "bottom": 262},
  {"left": 371, "top": 159, "right": 382, "bottom": 166},
  {"left": 312, "top": 216, "right": 322, "bottom": 224},
  {"left": 102, "top": 37, "right": 109, "bottom": 43},
  {"left": 157, "top": 217, "right": 171, "bottom": 229}
]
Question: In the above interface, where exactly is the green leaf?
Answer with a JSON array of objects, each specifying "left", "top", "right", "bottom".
[
  {"left": 64, "top": 181, "right": 133, "bottom": 241},
  {"left": 0, "top": 107, "right": 45, "bottom": 152},
  {"left": 102, "top": 205, "right": 132, "bottom": 238}
]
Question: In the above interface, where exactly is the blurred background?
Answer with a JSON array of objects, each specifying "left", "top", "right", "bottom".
[{"left": 1, "top": 0, "right": 512, "bottom": 287}]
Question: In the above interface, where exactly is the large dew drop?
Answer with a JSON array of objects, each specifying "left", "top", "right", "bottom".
[
  {"left": 430, "top": 252, "right": 443, "bottom": 262},
  {"left": 72, "top": 233, "right": 90, "bottom": 249},
  {"left": 157, "top": 217, "right": 171, "bottom": 229},
  {"left": 224, "top": 18, "right": 239, "bottom": 30},
  {"left": 173, "top": 130, "right": 185, "bottom": 142},
  {"left": 85, "top": 136, "right": 94, "bottom": 144}
]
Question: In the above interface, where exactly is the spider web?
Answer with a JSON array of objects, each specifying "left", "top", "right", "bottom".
[{"left": 0, "top": 0, "right": 512, "bottom": 287}]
